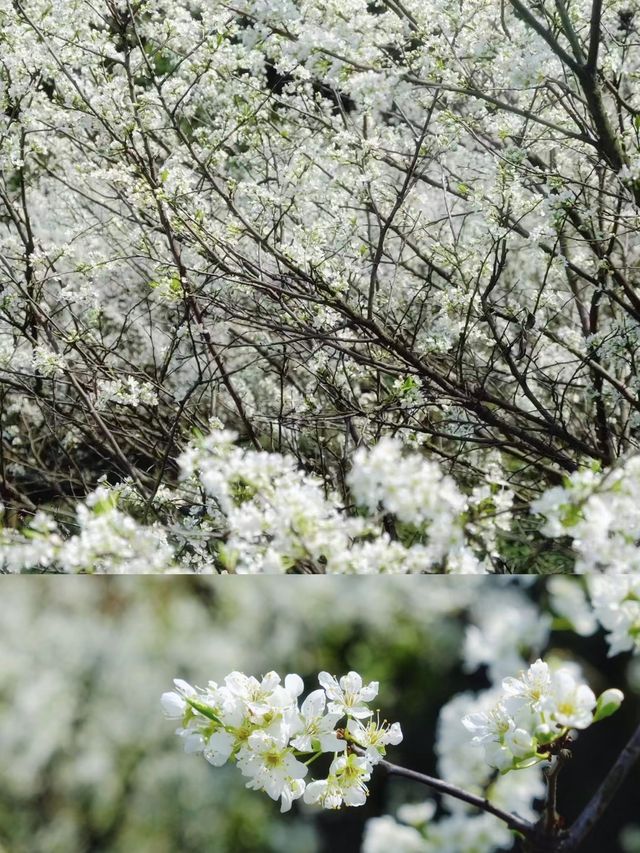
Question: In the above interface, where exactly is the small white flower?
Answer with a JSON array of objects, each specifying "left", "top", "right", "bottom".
[
  {"left": 237, "top": 730, "right": 308, "bottom": 812},
  {"left": 318, "top": 671, "right": 379, "bottom": 719},
  {"left": 290, "top": 689, "right": 344, "bottom": 753},
  {"left": 503, "top": 660, "right": 552, "bottom": 709},
  {"left": 462, "top": 702, "right": 513, "bottom": 745},
  {"left": 160, "top": 678, "right": 196, "bottom": 718},
  {"left": 303, "top": 777, "right": 345, "bottom": 810},
  {"left": 224, "top": 671, "right": 299, "bottom": 719},
  {"left": 346, "top": 717, "right": 403, "bottom": 764},
  {"left": 304, "top": 753, "right": 372, "bottom": 809},
  {"left": 160, "top": 691, "right": 187, "bottom": 719},
  {"left": 549, "top": 670, "right": 595, "bottom": 730},
  {"left": 203, "top": 730, "right": 236, "bottom": 767},
  {"left": 329, "top": 752, "right": 372, "bottom": 806}
]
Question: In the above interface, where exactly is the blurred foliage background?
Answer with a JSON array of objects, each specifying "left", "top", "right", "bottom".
[{"left": 0, "top": 577, "right": 638, "bottom": 853}]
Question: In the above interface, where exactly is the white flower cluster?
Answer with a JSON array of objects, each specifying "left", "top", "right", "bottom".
[
  {"left": 9, "top": 428, "right": 640, "bottom": 576},
  {"left": 420, "top": 590, "right": 550, "bottom": 853},
  {"left": 0, "top": 487, "right": 174, "bottom": 573},
  {"left": 178, "top": 429, "right": 481, "bottom": 573},
  {"left": 587, "top": 576, "right": 640, "bottom": 656},
  {"left": 531, "top": 456, "right": 640, "bottom": 573},
  {"left": 1, "top": 430, "right": 495, "bottom": 573},
  {"left": 0, "top": 577, "right": 475, "bottom": 850},
  {"left": 401, "top": 638, "right": 629, "bottom": 850},
  {"left": 348, "top": 437, "right": 467, "bottom": 563},
  {"left": 95, "top": 377, "right": 159, "bottom": 409},
  {"left": 32, "top": 345, "right": 67, "bottom": 378},
  {"left": 178, "top": 429, "right": 364, "bottom": 572},
  {"left": 462, "top": 659, "right": 623, "bottom": 773},
  {"left": 162, "top": 670, "right": 402, "bottom": 812},
  {"left": 0, "top": 340, "right": 67, "bottom": 378}
]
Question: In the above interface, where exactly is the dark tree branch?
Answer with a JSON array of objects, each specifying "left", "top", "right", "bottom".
[
  {"left": 560, "top": 721, "right": 640, "bottom": 851},
  {"left": 509, "top": 0, "right": 581, "bottom": 72},
  {"left": 377, "top": 756, "right": 533, "bottom": 836},
  {"left": 587, "top": 0, "right": 603, "bottom": 72},
  {"left": 555, "top": 0, "right": 586, "bottom": 65}
]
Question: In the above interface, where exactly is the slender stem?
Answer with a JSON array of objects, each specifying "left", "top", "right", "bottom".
[
  {"left": 544, "top": 759, "right": 560, "bottom": 835},
  {"left": 543, "top": 750, "right": 570, "bottom": 836},
  {"left": 560, "top": 722, "right": 640, "bottom": 851},
  {"left": 376, "top": 756, "right": 533, "bottom": 836},
  {"left": 555, "top": 0, "right": 586, "bottom": 65}
]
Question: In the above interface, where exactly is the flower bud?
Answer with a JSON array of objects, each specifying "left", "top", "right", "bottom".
[{"left": 593, "top": 688, "right": 624, "bottom": 722}]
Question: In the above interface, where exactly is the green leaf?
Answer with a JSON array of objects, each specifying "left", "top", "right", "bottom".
[
  {"left": 185, "top": 696, "right": 223, "bottom": 725},
  {"left": 559, "top": 502, "right": 582, "bottom": 528}
]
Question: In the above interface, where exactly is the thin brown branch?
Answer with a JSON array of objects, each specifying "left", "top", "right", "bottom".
[{"left": 377, "top": 756, "right": 534, "bottom": 837}]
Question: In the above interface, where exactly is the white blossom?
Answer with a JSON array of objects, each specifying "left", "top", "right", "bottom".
[{"left": 163, "top": 669, "right": 400, "bottom": 812}]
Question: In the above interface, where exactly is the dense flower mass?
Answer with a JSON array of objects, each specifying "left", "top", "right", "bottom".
[
  {"left": 1, "top": 0, "right": 640, "bottom": 574},
  {"left": 587, "top": 575, "right": 640, "bottom": 656},
  {"left": 162, "top": 670, "right": 401, "bottom": 811},
  {"left": 6, "top": 420, "right": 640, "bottom": 573},
  {"left": 531, "top": 458, "right": 640, "bottom": 573},
  {"left": 0, "top": 430, "right": 504, "bottom": 573}
]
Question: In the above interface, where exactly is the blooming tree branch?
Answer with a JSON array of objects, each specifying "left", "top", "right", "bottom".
[{"left": 164, "top": 659, "right": 626, "bottom": 850}]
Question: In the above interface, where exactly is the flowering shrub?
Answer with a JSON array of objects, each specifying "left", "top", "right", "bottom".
[
  {"left": 1, "top": 0, "right": 640, "bottom": 574},
  {"left": 532, "top": 457, "right": 640, "bottom": 573},
  {"left": 0, "top": 430, "right": 503, "bottom": 572},
  {"left": 6, "top": 424, "right": 640, "bottom": 572}
]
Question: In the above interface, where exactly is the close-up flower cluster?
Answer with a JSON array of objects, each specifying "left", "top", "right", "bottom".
[
  {"left": 162, "top": 671, "right": 402, "bottom": 812},
  {"left": 462, "top": 659, "right": 623, "bottom": 772}
]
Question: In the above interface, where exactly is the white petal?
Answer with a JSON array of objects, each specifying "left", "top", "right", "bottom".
[
  {"left": 285, "top": 673, "right": 304, "bottom": 698},
  {"left": 160, "top": 691, "right": 186, "bottom": 718},
  {"left": 303, "top": 779, "right": 326, "bottom": 805},
  {"left": 301, "top": 689, "right": 326, "bottom": 718}
]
